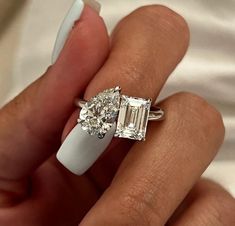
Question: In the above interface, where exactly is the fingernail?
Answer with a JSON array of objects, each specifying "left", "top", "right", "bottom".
[
  {"left": 56, "top": 123, "right": 115, "bottom": 175},
  {"left": 51, "top": 0, "right": 101, "bottom": 64},
  {"left": 83, "top": 0, "right": 101, "bottom": 13}
]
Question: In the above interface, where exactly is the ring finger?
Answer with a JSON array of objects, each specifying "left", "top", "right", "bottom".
[
  {"left": 80, "top": 92, "right": 225, "bottom": 226},
  {"left": 85, "top": 5, "right": 189, "bottom": 185},
  {"left": 60, "top": 5, "right": 190, "bottom": 183}
]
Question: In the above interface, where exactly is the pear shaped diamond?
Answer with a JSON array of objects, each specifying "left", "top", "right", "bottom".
[{"left": 79, "top": 87, "right": 121, "bottom": 138}]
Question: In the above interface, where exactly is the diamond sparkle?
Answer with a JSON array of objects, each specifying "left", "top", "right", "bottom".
[
  {"left": 114, "top": 95, "right": 151, "bottom": 141},
  {"left": 79, "top": 87, "right": 121, "bottom": 138}
]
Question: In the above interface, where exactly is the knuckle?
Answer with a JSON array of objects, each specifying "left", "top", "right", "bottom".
[
  {"left": 173, "top": 92, "right": 225, "bottom": 138},
  {"left": 117, "top": 189, "right": 162, "bottom": 226}
]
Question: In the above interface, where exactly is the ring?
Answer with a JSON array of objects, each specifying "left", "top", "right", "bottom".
[{"left": 75, "top": 87, "right": 165, "bottom": 141}]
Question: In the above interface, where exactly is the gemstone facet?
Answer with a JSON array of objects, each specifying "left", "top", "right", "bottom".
[
  {"left": 79, "top": 87, "right": 121, "bottom": 138},
  {"left": 114, "top": 95, "right": 151, "bottom": 141}
]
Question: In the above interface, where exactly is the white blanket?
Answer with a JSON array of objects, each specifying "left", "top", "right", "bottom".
[{"left": 1, "top": 0, "right": 235, "bottom": 195}]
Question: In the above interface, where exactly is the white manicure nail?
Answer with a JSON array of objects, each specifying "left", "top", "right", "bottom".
[
  {"left": 83, "top": 0, "right": 101, "bottom": 13},
  {"left": 51, "top": 0, "right": 101, "bottom": 64},
  {"left": 56, "top": 123, "right": 115, "bottom": 175}
]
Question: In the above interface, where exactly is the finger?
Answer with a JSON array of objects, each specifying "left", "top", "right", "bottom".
[
  {"left": 80, "top": 92, "right": 225, "bottom": 226},
  {"left": 167, "top": 179, "right": 235, "bottom": 226},
  {"left": 0, "top": 5, "right": 109, "bottom": 180},
  {"left": 85, "top": 5, "right": 189, "bottom": 99},
  {"left": 0, "top": 160, "right": 99, "bottom": 225},
  {"left": 86, "top": 4, "right": 189, "bottom": 182},
  {"left": 60, "top": 5, "right": 189, "bottom": 175}
]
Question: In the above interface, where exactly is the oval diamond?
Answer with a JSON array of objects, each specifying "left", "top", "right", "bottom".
[{"left": 79, "top": 87, "right": 121, "bottom": 138}]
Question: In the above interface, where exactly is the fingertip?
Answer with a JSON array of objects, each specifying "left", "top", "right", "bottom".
[
  {"left": 57, "top": 123, "right": 116, "bottom": 175},
  {"left": 52, "top": 0, "right": 105, "bottom": 64},
  {"left": 54, "top": 5, "right": 109, "bottom": 69}
]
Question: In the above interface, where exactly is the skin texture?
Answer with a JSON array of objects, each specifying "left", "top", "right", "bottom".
[{"left": 0, "top": 4, "right": 234, "bottom": 226}]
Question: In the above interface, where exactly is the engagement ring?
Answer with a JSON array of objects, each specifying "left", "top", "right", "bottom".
[{"left": 75, "top": 87, "right": 164, "bottom": 141}]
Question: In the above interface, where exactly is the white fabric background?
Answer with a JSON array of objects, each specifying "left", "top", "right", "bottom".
[{"left": 1, "top": 0, "right": 235, "bottom": 195}]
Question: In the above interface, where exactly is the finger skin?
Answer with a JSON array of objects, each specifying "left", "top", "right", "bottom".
[
  {"left": 0, "top": 160, "right": 99, "bottom": 226},
  {"left": 0, "top": 6, "right": 109, "bottom": 181},
  {"left": 63, "top": 4, "right": 189, "bottom": 183},
  {"left": 81, "top": 92, "right": 225, "bottom": 226},
  {"left": 85, "top": 5, "right": 189, "bottom": 100},
  {"left": 168, "top": 179, "right": 235, "bottom": 226}
]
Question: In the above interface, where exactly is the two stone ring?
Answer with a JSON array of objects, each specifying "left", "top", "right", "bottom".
[
  {"left": 57, "top": 87, "right": 164, "bottom": 175},
  {"left": 76, "top": 86, "right": 164, "bottom": 141}
]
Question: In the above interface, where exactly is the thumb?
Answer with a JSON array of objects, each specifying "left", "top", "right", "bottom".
[{"left": 0, "top": 0, "right": 109, "bottom": 184}]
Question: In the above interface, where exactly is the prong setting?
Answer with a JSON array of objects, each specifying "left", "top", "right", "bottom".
[
  {"left": 76, "top": 87, "right": 164, "bottom": 141},
  {"left": 114, "top": 95, "right": 151, "bottom": 141}
]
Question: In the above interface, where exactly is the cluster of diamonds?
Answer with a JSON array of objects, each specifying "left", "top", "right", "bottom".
[{"left": 79, "top": 87, "right": 152, "bottom": 141}]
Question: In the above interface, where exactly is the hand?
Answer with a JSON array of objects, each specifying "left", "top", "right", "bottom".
[{"left": 0, "top": 5, "right": 234, "bottom": 226}]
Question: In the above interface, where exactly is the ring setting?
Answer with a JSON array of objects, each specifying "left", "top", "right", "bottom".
[{"left": 76, "top": 87, "right": 164, "bottom": 141}]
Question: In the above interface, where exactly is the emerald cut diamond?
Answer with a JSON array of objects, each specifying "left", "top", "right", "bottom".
[{"left": 114, "top": 95, "right": 151, "bottom": 141}]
